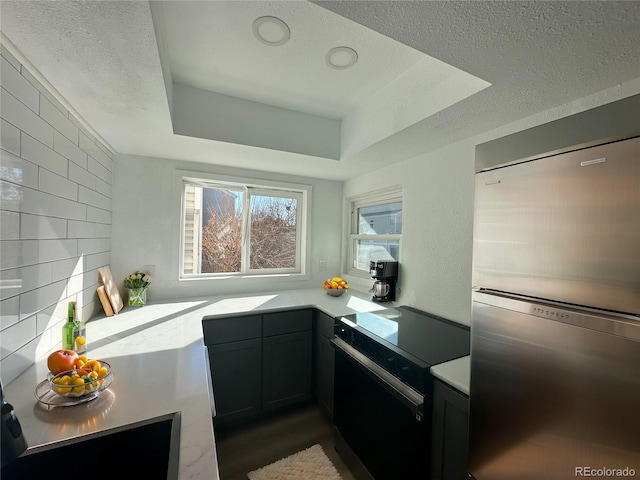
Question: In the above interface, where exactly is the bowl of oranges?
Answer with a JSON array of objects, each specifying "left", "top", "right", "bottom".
[{"left": 323, "top": 276, "right": 349, "bottom": 297}]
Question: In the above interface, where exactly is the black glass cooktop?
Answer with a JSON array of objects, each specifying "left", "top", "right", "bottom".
[{"left": 338, "top": 305, "right": 470, "bottom": 368}]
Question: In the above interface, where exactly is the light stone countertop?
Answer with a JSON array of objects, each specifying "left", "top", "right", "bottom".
[
  {"left": 3, "top": 287, "right": 393, "bottom": 479},
  {"left": 430, "top": 355, "right": 471, "bottom": 396}
]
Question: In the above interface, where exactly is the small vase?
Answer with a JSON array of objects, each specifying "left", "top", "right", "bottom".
[{"left": 127, "top": 287, "right": 147, "bottom": 307}]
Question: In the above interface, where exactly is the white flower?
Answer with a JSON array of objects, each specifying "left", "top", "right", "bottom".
[{"left": 143, "top": 275, "right": 151, "bottom": 283}]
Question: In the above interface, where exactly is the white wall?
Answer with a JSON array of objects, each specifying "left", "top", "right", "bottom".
[
  {"left": 0, "top": 45, "right": 114, "bottom": 384},
  {"left": 110, "top": 154, "right": 343, "bottom": 300},
  {"left": 343, "top": 80, "right": 640, "bottom": 326}
]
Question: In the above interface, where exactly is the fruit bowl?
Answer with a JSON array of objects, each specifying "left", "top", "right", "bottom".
[
  {"left": 48, "top": 360, "right": 113, "bottom": 398},
  {"left": 326, "top": 288, "right": 347, "bottom": 297}
]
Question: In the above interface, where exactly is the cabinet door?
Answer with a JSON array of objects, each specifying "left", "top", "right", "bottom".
[
  {"left": 431, "top": 379, "right": 470, "bottom": 480},
  {"left": 262, "top": 331, "right": 312, "bottom": 412},
  {"left": 208, "top": 339, "right": 261, "bottom": 425},
  {"left": 315, "top": 332, "right": 334, "bottom": 418}
]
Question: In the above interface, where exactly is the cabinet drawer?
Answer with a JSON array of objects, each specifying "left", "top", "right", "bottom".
[
  {"left": 263, "top": 309, "right": 312, "bottom": 337},
  {"left": 202, "top": 315, "right": 262, "bottom": 345},
  {"left": 315, "top": 310, "right": 336, "bottom": 339}
]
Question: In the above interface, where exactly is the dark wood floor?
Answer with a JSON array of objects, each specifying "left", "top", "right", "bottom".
[{"left": 214, "top": 404, "right": 356, "bottom": 480}]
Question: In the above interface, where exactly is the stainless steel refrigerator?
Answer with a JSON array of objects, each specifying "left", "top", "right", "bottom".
[{"left": 468, "top": 136, "right": 640, "bottom": 479}]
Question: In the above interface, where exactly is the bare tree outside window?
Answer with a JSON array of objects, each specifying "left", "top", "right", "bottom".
[
  {"left": 249, "top": 195, "right": 298, "bottom": 269},
  {"left": 190, "top": 185, "right": 300, "bottom": 274}
]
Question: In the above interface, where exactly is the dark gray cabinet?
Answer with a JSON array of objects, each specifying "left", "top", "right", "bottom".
[
  {"left": 203, "top": 309, "right": 313, "bottom": 427},
  {"left": 203, "top": 314, "right": 262, "bottom": 425},
  {"left": 262, "top": 309, "right": 313, "bottom": 412},
  {"left": 208, "top": 339, "right": 261, "bottom": 423},
  {"left": 431, "top": 379, "right": 470, "bottom": 480},
  {"left": 314, "top": 310, "right": 335, "bottom": 418},
  {"left": 263, "top": 331, "right": 312, "bottom": 411}
]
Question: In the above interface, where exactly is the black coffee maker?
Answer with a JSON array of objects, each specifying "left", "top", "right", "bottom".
[{"left": 369, "top": 260, "right": 398, "bottom": 302}]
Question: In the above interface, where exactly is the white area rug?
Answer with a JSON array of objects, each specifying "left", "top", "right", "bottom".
[{"left": 247, "top": 444, "right": 343, "bottom": 480}]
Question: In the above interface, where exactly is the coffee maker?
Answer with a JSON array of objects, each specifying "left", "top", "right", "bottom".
[{"left": 369, "top": 260, "right": 398, "bottom": 302}]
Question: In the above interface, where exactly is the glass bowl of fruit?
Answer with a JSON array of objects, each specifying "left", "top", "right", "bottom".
[
  {"left": 48, "top": 360, "right": 113, "bottom": 398},
  {"left": 323, "top": 276, "right": 349, "bottom": 296}
]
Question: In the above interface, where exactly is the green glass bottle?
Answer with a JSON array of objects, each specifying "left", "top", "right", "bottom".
[{"left": 62, "top": 301, "right": 77, "bottom": 350}]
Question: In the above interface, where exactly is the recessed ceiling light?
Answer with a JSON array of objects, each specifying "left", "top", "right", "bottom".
[
  {"left": 326, "top": 46, "right": 358, "bottom": 70},
  {"left": 252, "top": 16, "right": 290, "bottom": 46}
]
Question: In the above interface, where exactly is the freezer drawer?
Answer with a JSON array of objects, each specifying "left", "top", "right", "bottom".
[{"left": 469, "top": 292, "right": 640, "bottom": 480}]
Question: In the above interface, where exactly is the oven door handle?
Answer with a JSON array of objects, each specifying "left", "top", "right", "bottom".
[{"left": 331, "top": 337, "right": 425, "bottom": 421}]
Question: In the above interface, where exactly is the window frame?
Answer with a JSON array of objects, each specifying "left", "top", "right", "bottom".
[
  {"left": 346, "top": 186, "right": 403, "bottom": 279},
  {"left": 177, "top": 171, "right": 310, "bottom": 281}
]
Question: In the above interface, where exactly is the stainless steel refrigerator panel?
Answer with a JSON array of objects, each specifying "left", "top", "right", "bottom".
[
  {"left": 472, "top": 136, "right": 640, "bottom": 315},
  {"left": 468, "top": 292, "right": 640, "bottom": 480}
]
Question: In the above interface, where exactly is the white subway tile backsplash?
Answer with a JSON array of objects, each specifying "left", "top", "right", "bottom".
[
  {"left": 1, "top": 43, "right": 112, "bottom": 383},
  {"left": 78, "top": 238, "right": 108, "bottom": 255},
  {"left": 87, "top": 206, "right": 111, "bottom": 224},
  {"left": 65, "top": 272, "right": 84, "bottom": 296},
  {"left": 87, "top": 155, "right": 111, "bottom": 184},
  {"left": 41, "top": 96, "right": 78, "bottom": 144},
  {"left": 21, "top": 132, "right": 68, "bottom": 177},
  {"left": 0, "top": 180, "right": 54, "bottom": 216},
  {"left": 38, "top": 239, "right": 78, "bottom": 263},
  {"left": 67, "top": 219, "right": 96, "bottom": 239},
  {"left": 20, "top": 67, "right": 68, "bottom": 117},
  {"left": 1, "top": 87, "right": 54, "bottom": 147},
  {"left": 85, "top": 251, "right": 110, "bottom": 272},
  {"left": 0, "top": 240, "right": 38, "bottom": 270},
  {"left": 0, "top": 337, "right": 39, "bottom": 379},
  {"left": 68, "top": 162, "right": 95, "bottom": 190},
  {"left": 1, "top": 118, "right": 20, "bottom": 155},
  {"left": 95, "top": 177, "right": 111, "bottom": 198},
  {"left": 0, "top": 56, "right": 39, "bottom": 113},
  {"left": 54, "top": 131, "right": 87, "bottom": 168},
  {"left": 0, "top": 210, "right": 20, "bottom": 240},
  {"left": 78, "top": 185, "right": 111, "bottom": 210},
  {"left": 0, "top": 295, "right": 20, "bottom": 330},
  {"left": 36, "top": 303, "right": 55, "bottom": 336},
  {"left": 18, "top": 279, "right": 67, "bottom": 320},
  {"left": 20, "top": 212, "right": 67, "bottom": 239},
  {"left": 94, "top": 222, "right": 111, "bottom": 238},
  {"left": 1, "top": 46, "right": 21, "bottom": 71},
  {"left": 51, "top": 257, "right": 82, "bottom": 283},
  {"left": 96, "top": 140, "right": 114, "bottom": 159},
  {"left": 0, "top": 149, "right": 38, "bottom": 188},
  {"left": 0, "top": 262, "right": 53, "bottom": 301},
  {"left": 0, "top": 315, "right": 36, "bottom": 359},
  {"left": 39, "top": 168, "right": 77, "bottom": 201},
  {"left": 53, "top": 196, "right": 87, "bottom": 221},
  {"left": 79, "top": 132, "right": 111, "bottom": 170}
]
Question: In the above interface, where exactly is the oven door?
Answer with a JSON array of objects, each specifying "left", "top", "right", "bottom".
[{"left": 332, "top": 338, "right": 430, "bottom": 480}]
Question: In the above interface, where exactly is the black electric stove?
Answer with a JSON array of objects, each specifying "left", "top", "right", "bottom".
[
  {"left": 332, "top": 305, "right": 471, "bottom": 480},
  {"left": 335, "top": 305, "right": 470, "bottom": 395}
]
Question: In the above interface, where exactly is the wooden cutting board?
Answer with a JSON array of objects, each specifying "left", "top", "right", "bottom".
[{"left": 98, "top": 266, "right": 123, "bottom": 314}]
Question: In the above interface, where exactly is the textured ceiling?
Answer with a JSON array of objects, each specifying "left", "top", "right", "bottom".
[{"left": 1, "top": 1, "right": 639, "bottom": 181}]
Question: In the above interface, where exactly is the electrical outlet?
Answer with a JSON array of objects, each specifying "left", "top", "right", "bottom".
[
  {"left": 319, "top": 259, "right": 327, "bottom": 271},
  {"left": 143, "top": 265, "right": 156, "bottom": 277}
]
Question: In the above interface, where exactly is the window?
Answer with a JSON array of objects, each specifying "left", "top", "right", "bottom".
[
  {"left": 180, "top": 175, "right": 308, "bottom": 278},
  {"left": 348, "top": 187, "right": 402, "bottom": 276}
]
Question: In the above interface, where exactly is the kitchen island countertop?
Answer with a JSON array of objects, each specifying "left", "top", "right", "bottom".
[{"left": 2, "top": 287, "right": 393, "bottom": 479}]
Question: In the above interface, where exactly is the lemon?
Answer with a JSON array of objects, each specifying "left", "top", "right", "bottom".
[
  {"left": 75, "top": 336, "right": 86, "bottom": 346},
  {"left": 72, "top": 377, "right": 85, "bottom": 394},
  {"left": 57, "top": 386, "right": 72, "bottom": 394},
  {"left": 97, "top": 367, "right": 108, "bottom": 379}
]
